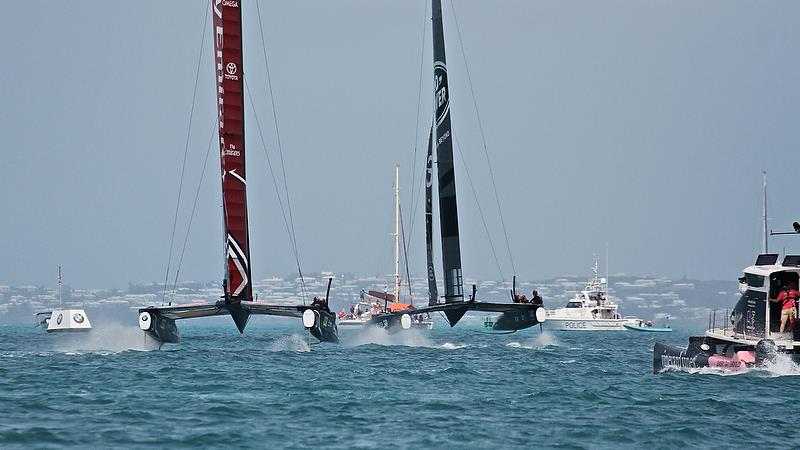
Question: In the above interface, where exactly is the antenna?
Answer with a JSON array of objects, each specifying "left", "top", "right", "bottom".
[
  {"left": 605, "top": 242, "right": 609, "bottom": 290},
  {"left": 762, "top": 171, "right": 768, "bottom": 253},
  {"left": 58, "top": 266, "right": 63, "bottom": 307},
  {"left": 394, "top": 165, "right": 401, "bottom": 303},
  {"left": 770, "top": 221, "right": 800, "bottom": 236}
]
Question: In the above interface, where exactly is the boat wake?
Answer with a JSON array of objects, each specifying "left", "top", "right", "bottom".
[
  {"left": 662, "top": 353, "right": 800, "bottom": 377},
  {"left": 506, "top": 331, "right": 560, "bottom": 349},
  {"left": 754, "top": 353, "right": 800, "bottom": 377},
  {"left": 440, "top": 342, "right": 467, "bottom": 350},
  {"left": 265, "top": 334, "right": 311, "bottom": 353},
  {"left": 51, "top": 322, "right": 160, "bottom": 353},
  {"left": 344, "top": 327, "right": 436, "bottom": 348}
]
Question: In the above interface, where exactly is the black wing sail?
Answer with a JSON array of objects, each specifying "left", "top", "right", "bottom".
[
  {"left": 425, "top": 126, "right": 439, "bottom": 306},
  {"left": 432, "top": 0, "right": 463, "bottom": 305},
  {"left": 368, "top": 0, "right": 546, "bottom": 332}
]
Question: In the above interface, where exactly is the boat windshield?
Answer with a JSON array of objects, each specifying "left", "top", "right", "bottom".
[
  {"left": 566, "top": 302, "right": 582, "bottom": 308},
  {"left": 744, "top": 273, "right": 764, "bottom": 288}
]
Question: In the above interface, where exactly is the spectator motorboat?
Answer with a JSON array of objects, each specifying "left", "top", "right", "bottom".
[
  {"left": 543, "top": 258, "right": 640, "bottom": 331},
  {"left": 653, "top": 253, "right": 800, "bottom": 373}
]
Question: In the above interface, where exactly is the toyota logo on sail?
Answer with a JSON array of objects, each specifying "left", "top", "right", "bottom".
[{"left": 224, "top": 62, "right": 239, "bottom": 81}]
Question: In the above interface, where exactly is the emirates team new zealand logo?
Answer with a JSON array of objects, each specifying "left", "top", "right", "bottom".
[{"left": 434, "top": 62, "right": 450, "bottom": 126}]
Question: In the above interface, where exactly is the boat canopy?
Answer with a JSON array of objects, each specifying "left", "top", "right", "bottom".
[{"left": 387, "top": 303, "right": 413, "bottom": 312}]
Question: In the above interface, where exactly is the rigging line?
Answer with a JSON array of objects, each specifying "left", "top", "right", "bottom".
[
  {"left": 255, "top": 1, "right": 308, "bottom": 303},
  {"left": 407, "top": 0, "right": 430, "bottom": 247},
  {"left": 450, "top": 0, "right": 516, "bottom": 278},
  {"left": 452, "top": 131, "right": 506, "bottom": 285},
  {"left": 244, "top": 78, "right": 308, "bottom": 305},
  {"left": 162, "top": 4, "right": 210, "bottom": 306},
  {"left": 399, "top": 205, "right": 414, "bottom": 304},
  {"left": 170, "top": 120, "right": 218, "bottom": 301},
  {"left": 405, "top": 122, "right": 433, "bottom": 272}
]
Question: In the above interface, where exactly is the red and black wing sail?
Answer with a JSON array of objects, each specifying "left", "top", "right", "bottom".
[{"left": 213, "top": 0, "right": 252, "bottom": 303}]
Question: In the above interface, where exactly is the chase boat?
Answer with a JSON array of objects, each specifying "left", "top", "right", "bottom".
[
  {"left": 38, "top": 267, "right": 92, "bottom": 333},
  {"left": 653, "top": 253, "right": 800, "bottom": 373},
  {"left": 544, "top": 259, "right": 640, "bottom": 331}
]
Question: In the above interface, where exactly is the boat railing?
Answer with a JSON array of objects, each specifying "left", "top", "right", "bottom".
[
  {"left": 707, "top": 308, "right": 767, "bottom": 340},
  {"left": 707, "top": 308, "right": 730, "bottom": 337}
]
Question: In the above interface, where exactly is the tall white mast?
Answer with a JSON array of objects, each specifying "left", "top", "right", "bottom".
[
  {"left": 762, "top": 171, "right": 769, "bottom": 254},
  {"left": 605, "top": 242, "right": 609, "bottom": 291},
  {"left": 58, "top": 266, "right": 63, "bottom": 307},
  {"left": 394, "top": 165, "right": 401, "bottom": 303}
]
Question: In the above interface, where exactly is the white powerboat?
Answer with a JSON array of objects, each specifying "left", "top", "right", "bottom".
[
  {"left": 544, "top": 258, "right": 640, "bottom": 331},
  {"left": 655, "top": 252, "right": 800, "bottom": 372},
  {"left": 41, "top": 267, "right": 92, "bottom": 333}
]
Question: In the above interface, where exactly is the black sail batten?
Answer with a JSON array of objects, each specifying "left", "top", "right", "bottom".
[
  {"left": 425, "top": 127, "right": 439, "bottom": 306},
  {"left": 432, "top": 0, "right": 463, "bottom": 304}
]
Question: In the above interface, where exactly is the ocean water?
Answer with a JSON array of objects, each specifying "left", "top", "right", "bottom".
[{"left": 2, "top": 317, "right": 799, "bottom": 449}]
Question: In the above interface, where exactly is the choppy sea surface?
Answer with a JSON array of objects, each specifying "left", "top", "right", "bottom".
[{"left": 2, "top": 316, "right": 799, "bottom": 449}]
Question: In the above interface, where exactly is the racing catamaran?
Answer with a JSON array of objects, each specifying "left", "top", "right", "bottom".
[
  {"left": 368, "top": 0, "right": 545, "bottom": 332},
  {"left": 138, "top": 0, "right": 337, "bottom": 346}
]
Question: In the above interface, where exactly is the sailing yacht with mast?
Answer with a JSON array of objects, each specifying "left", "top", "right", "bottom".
[
  {"left": 138, "top": 0, "right": 337, "bottom": 346},
  {"left": 338, "top": 166, "right": 433, "bottom": 330},
  {"left": 368, "top": 0, "right": 545, "bottom": 333}
]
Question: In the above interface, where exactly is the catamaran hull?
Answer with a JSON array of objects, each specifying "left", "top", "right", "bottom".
[
  {"left": 139, "top": 305, "right": 339, "bottom": 345},
  {"left": 492, "top": 307, "right": 544, "bottom": 331},
  {"left": 140, "top": 312, "right": 180, "bottom": 344},
  {"left": 307, "top": 310, "right": 339, "bottom": 343},
  {"left": 366, "top": 314, "right": 411, "bottom": 333}
]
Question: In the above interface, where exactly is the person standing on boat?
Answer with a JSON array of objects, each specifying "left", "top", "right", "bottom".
[{"left": 772, "top": 284, "right": 798, "bottom": 333}]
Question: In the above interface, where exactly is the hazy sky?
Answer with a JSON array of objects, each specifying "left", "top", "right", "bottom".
[{"left": 2, "top": 1, "right": 800, "bottom": 288}]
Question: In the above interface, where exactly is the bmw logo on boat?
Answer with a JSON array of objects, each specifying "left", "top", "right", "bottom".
[
  {"left": 73, "top": 313, "right": 85, "bottom": 324},
  {"left": 56, "top": 313, "right": 63, "bottom": 325}
]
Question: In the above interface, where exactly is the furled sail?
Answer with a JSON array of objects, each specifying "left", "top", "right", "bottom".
[
  {"left": 425, "top": 127, "right": 439, "bottom": 306},
  {"left": 432, "top": 0, "right": 463, "bottom": 303},
  {"left": 213, "top": 0, "right": 252, "bottom": 304}
]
